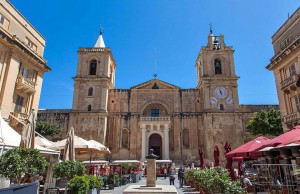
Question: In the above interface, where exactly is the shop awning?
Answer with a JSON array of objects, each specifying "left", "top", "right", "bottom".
[
  {"left": 226, "top": 136, "right": 271, "bottom": 158},
  {"left": 267, "top": 125, "right": 300, "bottom": 147}
]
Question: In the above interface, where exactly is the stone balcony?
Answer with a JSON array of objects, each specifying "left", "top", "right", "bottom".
[
  {"left": 9, "top": 111, "right": 28, "bottom": 129},
  {"left": 139, "top": 117, "right": 171, "bottom": 125},
  {"left": 283, "top": 112, "right": 300, "bottom": 125},
  {"left": 281, "top": 74, "right": 299, "bottom": 94},
  {"left": 15, "top": 75, "right": 35, "bottom": 94}
]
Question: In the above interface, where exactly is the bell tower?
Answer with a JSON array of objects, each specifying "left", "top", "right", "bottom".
[
  {"left": 71, "top": 29, "right": 116, "bottom": 144},
  {"left": 195, "top": 29, "right": 239, "bottom": 111}
]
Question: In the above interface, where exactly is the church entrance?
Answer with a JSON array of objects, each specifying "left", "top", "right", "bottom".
[{"left": 148, "top": 133, "right": 162, "bottom": 159}]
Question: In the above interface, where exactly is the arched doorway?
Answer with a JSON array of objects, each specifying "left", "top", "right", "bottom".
[{"left": 149, "top": 133, "right": 162, "bottom": 159}]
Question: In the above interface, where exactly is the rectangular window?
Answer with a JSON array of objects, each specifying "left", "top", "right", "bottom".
[
  {"left": 20, "top": 67, "right": 28, "bottom": 78},
  {"left": 151, "top": 109, "right": 159, "bottom": 117},
  {"left": 289, "top": 64, "right": 296, "bottom": 76},
  {"left": 0, "top": 14, "right": 4, "bottom": 25},
  {"left": 15, "top": 95, "right": 24, "bottom": 113},
  {"left": 26, "top": 38, "right": 37, "bottom": 51}
]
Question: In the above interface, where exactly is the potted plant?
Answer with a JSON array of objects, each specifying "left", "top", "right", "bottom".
[
  {"left": 113, "top": 172, "right": 120, "bottom": 187},
  {"left": 95, "top": 176, "right": 103, "bottom": 194},
  {"left": 68, "top": 176, "right": 89, "bottom": 194},
  {"left": 0, "top": 148, "right": 48, "bottom": 184},
  {"left": 121, "top": 175, "right": 128, "bottom": 185},
  {"left": 85, "top": 175, "right": 97, "bottom": 194},
  {"left": 191, "top": 167, "right": 246, "bottom": 194},
  {"left": 184, "top": 169, "right": 195, "bottom": 186},
  {"left": 121, "top": 162, "right": 130, "bottom": 174},
  {"left": 106, "top": 175, "right": 114, "bottom": 190},
  {"left": 53, "top": 161, "right": 86, "bottom": 192},
  {"left": 53, "top": 161, "right": 86, "bottom": 181},
  {"left": 0, "top": 148, "right": 48, "bottom": 194}
]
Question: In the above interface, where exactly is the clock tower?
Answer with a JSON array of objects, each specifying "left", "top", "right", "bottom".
[
  {"left": 195, "top": 29, "right": 243, "bottom": 150},
  {"left": 195, "top": 30, "right": 240, "bottom": 111}
]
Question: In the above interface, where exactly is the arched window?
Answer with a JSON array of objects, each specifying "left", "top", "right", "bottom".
[
  {"left": 89, "top": 60, "right": 97, "bottom": 75},
  {"left": 88, "top": 105, "right": 92, "bottom": 111},
  {"left": 122, "top": 129, "right": 129, "bottom": 148},
  {"left": 182, "top": 129, "right": 189, "bottom": 148},
  {"left": 88, "top": 87, "right": 93, "bottom": 96},
  {"left": 214, "top": 59, "right": 222, "bottom": 74},
  {"left": 220, "top": 104, "right": 224, "bottom": 111}
]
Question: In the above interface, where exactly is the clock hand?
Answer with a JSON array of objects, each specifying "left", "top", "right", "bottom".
[{"left": 220, "top": 90, "right": 222, "bottom": 95}]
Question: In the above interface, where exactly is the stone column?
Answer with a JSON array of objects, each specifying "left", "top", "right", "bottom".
[
  {"left": 146, "top": 149, "right": 157, "bottom": 187},
  {"left": 141, "top": 124, "right": 147, "bottom": 161},
  {"left": 164, "top": 124, "right": 170, "bottom": 160},
  {"left": 146, "top": 159, "right": 156, "bottom": 187}
]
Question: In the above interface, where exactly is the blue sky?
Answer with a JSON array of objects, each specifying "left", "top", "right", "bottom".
[{"left": 10, "top": 0, "right": 299, "bottom": 109}]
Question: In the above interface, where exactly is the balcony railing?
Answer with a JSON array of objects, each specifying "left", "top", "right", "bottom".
[
  {"left": 78, "top": 48, "right": 110, "bottom": 52},
  {"left": 9, "top": 112, "right": 28, "bottom": 127},
  {"left": 15, "top": 75, "right": 35, "bottom": 94},
  {"left": 281, "top": 74, "right": 299, "bottom": 93},
  {"left": 140, "top": 117, "right": 171, "bottom": 122},
  {"left": 283, "top": 112, "right": 300, "bottom": 124}
]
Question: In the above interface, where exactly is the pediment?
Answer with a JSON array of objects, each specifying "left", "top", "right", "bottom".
[{"left": 131, "top": 79, "right": 180, "bottom": 89}]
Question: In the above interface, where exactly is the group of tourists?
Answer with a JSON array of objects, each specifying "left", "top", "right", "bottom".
[{"left": 167, "top": 165, "right": 185, "bottom": 188}]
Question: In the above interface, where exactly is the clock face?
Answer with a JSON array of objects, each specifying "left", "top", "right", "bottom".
[
  {"left": 215, "top": 87, "right": 227, "bottom": 99},
  {"left": 210, "top": 97, "right": 218, "bottom": 105},
  {"left": 226, "top": 96, "right": 233, "bottom": 105}
]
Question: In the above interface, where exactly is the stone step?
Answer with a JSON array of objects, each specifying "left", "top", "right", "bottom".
[{"left": 180, "top": 186, "right": 200, "bottom": 193}]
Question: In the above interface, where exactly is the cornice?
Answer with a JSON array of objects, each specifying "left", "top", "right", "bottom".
[
  {"left": 0, "top": 29, "right": 50, "bottom": 72},
  {"left": 78, "top": 47, "right": 116, "bottom": 67},
  {"left": 267, "top": 34, "right": 300, "bottom": 70}
]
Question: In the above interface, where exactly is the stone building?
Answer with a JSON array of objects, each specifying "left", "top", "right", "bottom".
[
  {"left": 266, "top": 7, "right": 300, "bottom": 130},
  {"left": 0, "top": 1, "right": 50, "bottom": 125},
  {"left": 38, "top": 29, "right": 278, "bottom": 162}
]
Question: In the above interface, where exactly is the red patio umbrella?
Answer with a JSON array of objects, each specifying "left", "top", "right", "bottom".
[
  {"left": 225, "top": 136, "right": 271, "bottom": 159},
  {"left": 224, "top": 141, "right": 235, "bottom": 180},
  {"left": 267, "top": 125, "right": 300, "bottom": 147},
  {"left": 214, "top": 145, "right": 220, "bottom": 167},
  {"left": 199, "top": 147, "right": 204, "bottom": 169}
]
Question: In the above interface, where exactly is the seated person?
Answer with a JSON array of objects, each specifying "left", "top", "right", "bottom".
[
  {"left": 242, "top": 173, "right": 253, "bottom": 188},
  {"left": 20, "top": 173, "right": 34, "bottom": 184}
]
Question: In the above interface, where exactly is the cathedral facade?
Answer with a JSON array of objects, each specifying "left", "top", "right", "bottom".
[{"left": 38, "top": 31, "right": 278, "bottom": 162}]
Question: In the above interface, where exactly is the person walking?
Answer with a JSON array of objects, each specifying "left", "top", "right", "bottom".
[
  {"left": 178, "top": 165, "right": 185, "bottom": 188},
  {"left": 164, "top": 167, "right": 168, "bottom": 179},
  {"left": 169, "top": 167, "right": 175, "bottom": 185}
]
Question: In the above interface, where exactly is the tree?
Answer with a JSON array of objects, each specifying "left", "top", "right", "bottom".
[
  {"left": 246, "top": 109, "right": 283, "bottom": 136},
  {"left": 53, "top": 161, "right": 86, "bottom": 181},
  {"left": 36, "top": 121, "right": 61, "bottom": 137},
  {"left": 0, "top": 148, "right": 48, "bottom": 184}
]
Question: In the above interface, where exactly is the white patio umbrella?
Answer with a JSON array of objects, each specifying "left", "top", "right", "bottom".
[
  {"left": 47, "top": 133, "right": 101, "bottom": 160},
  {"left": 88, "top": 140, "right": 110, "bottom": 153},
  {"left": 35, "top": 136, "right": 57, "bottom": 148},
  {"left": 0, "top": 112, "right": 21, "bottom": 147}
]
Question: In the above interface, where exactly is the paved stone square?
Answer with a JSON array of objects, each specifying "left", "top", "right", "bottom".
[{"left": 100, "top": 176, "right": 200, "bottom": 194}]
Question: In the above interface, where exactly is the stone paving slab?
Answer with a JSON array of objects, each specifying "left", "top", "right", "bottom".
[
  {"left": 123, "top": 184, "right": 177, "bottom": 194},
  {"left": 100, "top": 176, "right": 194, "bottom": 194}
]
